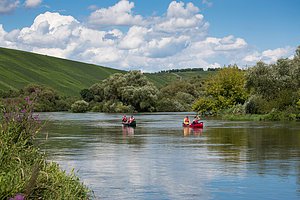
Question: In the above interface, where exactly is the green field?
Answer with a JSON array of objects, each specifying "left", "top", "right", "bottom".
[
  {"left": 0, "top": 47, "right": 213, "bottom": 95},
  {"left": 0, "top": 47, "right": 124, "bottom": 96}
]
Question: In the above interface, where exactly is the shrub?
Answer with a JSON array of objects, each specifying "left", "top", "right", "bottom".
[
  {"left": 0, "top": 97, "right": 91, "bottom": 199},
  {"left": 245, "top": 95, "right": 271, "bottom": 114},
  {"left": 297, "top": 99, "right": 300, "bottom": 109},
  {"left": 80, "top": 89, "right": 94, "bottom": 102},
  {"left": 156, "top": 98, "right": 185, "bottom": 112},
  {"left": 70, "top": 100, "right": 89, "bottom": 113},
  {"left": 224, "top": 104, "right": 245, "bottom": 115},
  {"left": 192, "top": 97, "right": 217, "bottom": 115},
  {"left": 264, "top": 109, "right": 284, "bottom": 121},
  {"left": 101, "top": 100, "right": 134, "bottom": 113}
]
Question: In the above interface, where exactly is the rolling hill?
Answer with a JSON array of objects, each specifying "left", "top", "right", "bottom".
[
  {"left": 0, "top": 47, "right": 213, "bottom": 96},
  {"left": 0, "top": 47, "right": 124, "bottom": 96}
]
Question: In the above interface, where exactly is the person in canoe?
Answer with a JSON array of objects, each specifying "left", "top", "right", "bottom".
[
  {"left": 193, "top": 116, "right": 199, "bottom": 124},
  {"left": 128, "top": 116, "right": 135, "bottom": 123},
  {"left": 183, "top": 116, "right": 190, "bottom": 125},
  {"left": 122, "top": 115, "right": 128, "bottom": 123}
]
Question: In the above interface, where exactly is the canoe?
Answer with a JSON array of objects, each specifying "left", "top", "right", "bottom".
[
  {"left": 183, "top": 122, "right": 203, "bottom": 128},
  {"left": 122, "top": 121, "right": 136, "bottom": 127}
]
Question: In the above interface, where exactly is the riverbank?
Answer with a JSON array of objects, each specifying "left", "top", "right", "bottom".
[
  {"left": 221, "top": 112, "right": 299, "bottom": 121},
  {"left": 0, "top": 99, "right": 91, "bottom": 199}
]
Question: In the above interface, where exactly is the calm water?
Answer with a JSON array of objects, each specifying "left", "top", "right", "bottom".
[{"left": 38, "top": 112, "right": 300, "bottom": 200}]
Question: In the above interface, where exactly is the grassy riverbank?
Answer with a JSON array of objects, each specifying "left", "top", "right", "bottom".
[
  {"left": 0, "top": 98, "right": 91, "bottom": 199},
  {"left": 221, "top": 112, "right": 299, "bottom": 121}
]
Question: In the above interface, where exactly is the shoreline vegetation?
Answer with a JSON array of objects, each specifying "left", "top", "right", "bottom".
[
  {"left": 0, "top": 98, "right": 91, "bottom": 199},
  {"left": 1, "top": 46, "right": 299, "bottom": 121}
]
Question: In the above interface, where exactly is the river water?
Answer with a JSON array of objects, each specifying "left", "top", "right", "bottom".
[{"left": 38, "top": 112, "right": 300, "bottom": 200}]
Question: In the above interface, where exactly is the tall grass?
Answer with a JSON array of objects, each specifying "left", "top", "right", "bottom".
[{"left": 0, "top": 97, "right": 91, "bottom": 199}]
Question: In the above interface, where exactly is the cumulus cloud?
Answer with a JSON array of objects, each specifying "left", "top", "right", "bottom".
[
  {"left": 88, "top": 0, "right": 143, "bottom": 27},
  {"left": 0, "top": 1, "right": 295, "bottom": 72},
  {"left": 0, "top": 0, "right": 19, "bottom": 14},
  {"left": 154, "top": 1, "right": 208, "bottom": 35},
  {"left": 243, "top": 47, "right": 294, "bottom": 65},
  {"left": 119, "top": 26, "right": 148, "bottom": 49},
  {"left": 24, "top": 0, "right": 42, "bottom": 8}
]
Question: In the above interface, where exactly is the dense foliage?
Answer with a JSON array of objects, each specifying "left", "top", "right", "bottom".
[
  {"left": 71, "top": 100, "right": 89, "bottom": 113},
  {"left": 0, "top": 98, "right": 90, "bottom": 199},
  {"left": 81, "top": 71, "right": 158, "bottom": 112},
  {"left": 79, "top": 71, "right": 205, "bottom": 113},
  {"left": 193, "top": 66, "right": 249, "bottom": 115},
  {"left": 156, "top": 78, "right": 204, "bottom": 112},
  {"left": 192, "top": 47, "right": 300, "bottom": 120},
  {"left": 0, "top": 84, "right": 77, "bottom": 112}
]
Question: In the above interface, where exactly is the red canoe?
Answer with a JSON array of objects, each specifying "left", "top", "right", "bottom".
[{"left": 183, "top": 122, "right": 204, "bottom": 128}]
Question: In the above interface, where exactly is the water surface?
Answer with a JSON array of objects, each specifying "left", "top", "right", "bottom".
[{"left": 38, "top": 112, "right": 300, "bottom": 200}]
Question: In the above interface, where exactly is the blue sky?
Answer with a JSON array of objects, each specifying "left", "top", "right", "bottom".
[{"left": 0, "top": 0, "right": 299, "bottom": 72}]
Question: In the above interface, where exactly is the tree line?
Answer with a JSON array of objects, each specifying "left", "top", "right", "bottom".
[
  {"left": 1, "top": 46, "right": 299, "bottom": 120},
  {"left": 193, "top": 47, "right": 300, "bottom": 120},
  {"left": 152, "top": 67, "right": 220, "bottom": 74}
]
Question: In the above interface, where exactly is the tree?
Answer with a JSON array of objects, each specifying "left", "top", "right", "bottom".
[
  {"left": 89, "top": 71, "right": 159, "bottom": 112},
  {"left": 245, "top": 50, "right": 300, "bottom": 113},
  {"left": 80, "top": 89, "right": 94, "bottom": 102},
  {"left": 71, "top": 100, "right": 89, "bottom": 113},
  {"left": 193, "top": 66, "right": 248, "bottom": 114}
]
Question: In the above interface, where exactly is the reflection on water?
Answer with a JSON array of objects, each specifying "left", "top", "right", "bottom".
[
  {"left": 183, "top": 127, "right": 203, "bottom": 137},
  {"left": 122, "top": 126, "right": 135, "bottom": 137},
  {"left": 37, "top": 112, "right": 300, "bottom": 200}
]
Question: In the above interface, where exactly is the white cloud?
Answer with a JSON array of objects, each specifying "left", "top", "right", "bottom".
[
  {"left": 243, "top": 47, "right": 294, "bottom": 65},
  {"left": 167, "top": 1, "right": 199, "bottom": 18},
  {"left": 0, "top": 0, "right": 19, "bottom": 14},
  {"left": 24, "top": 0, "right": 42, "bottom": 8},
  {"left": 119, "top": 26, "right": 148, "bottom": 49},
  {"left": 154, "top": 1, "right": 208, "bottom": 34},
  {"left": 0, "top": 1, "right": 296, "bottom": 72},
  {"left": 88, "top": 0, "right": 143, "bottom": 27},
  {"left": 143, "top": 36, "right": 190, "bottom": 58}
]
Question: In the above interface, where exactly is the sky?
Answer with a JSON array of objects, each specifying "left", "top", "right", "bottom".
[{"left": 0, "top": 0, "right": 299, "bottom": 72}]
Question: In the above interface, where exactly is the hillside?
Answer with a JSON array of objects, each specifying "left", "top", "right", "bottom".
[
  {"left": 0, "top": 47, "right": 214, "bottom": 96},
  {"left": 0, "top": 47, "right": 124, "bottom": 96}
]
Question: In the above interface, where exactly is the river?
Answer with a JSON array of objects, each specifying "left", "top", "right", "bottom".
[{"left": 38, "top": 112, "right": 300, "bottom": 200}]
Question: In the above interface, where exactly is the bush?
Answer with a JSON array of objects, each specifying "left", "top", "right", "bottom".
[
  {"left": 0, "top": 98, "right": 90, "bottom": 199},
  {"left": 192, "top": 97, "right": 217, "bottom": 115},
  {"left": 297, "top": 99, "right": 300, "bottom": 109},
  {"left": 223, "top": 104, "right": 245, "bottom": 115},
  {"left": 71, "top": 100, "right": 89, "bottom": 113},
  {"left": 245, "top": 95, "right": 271, "bottom": 114},
  {"left": 264, "top": 109, "right": 284, "bottom": 121},
  {"left": 80, "top": 89, "right": 94, "bottom": 102},
  {"left": 101, "top": 100, "right": 134, "bottom": 113},
  {"left": 156, "top": 98, "right": 185, "bottom": 112}
]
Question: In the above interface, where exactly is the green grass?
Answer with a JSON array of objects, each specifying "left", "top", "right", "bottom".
[
  {"left": 0, "top": 47, "right": 124, "bottom": 96},
  {"left": 0, "top": 47, "right": 215, "bottom": 95}
]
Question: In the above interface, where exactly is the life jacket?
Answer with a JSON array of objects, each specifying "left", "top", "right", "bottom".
[
  {"left": 129, "top": 117, "right": 135, "bottom": 123},
  {"left": 122, "top": 116, "right": 127, "bottom": 122},
  {"left": 184, "top": 117, "right": 190, "bottom": 124}
]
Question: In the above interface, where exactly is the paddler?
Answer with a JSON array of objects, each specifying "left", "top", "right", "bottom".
[{"left": 183, "top": 116, "right": 190, "bottom": 125}]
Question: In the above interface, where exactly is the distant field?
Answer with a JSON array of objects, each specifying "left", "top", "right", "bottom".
[
  {"left": 0, "top": 47, "right": 215, "bottom": 95},
  {"left": 145, "top": 71, "right": 215, "bottom": 88},
  {"left": 0, "top": 47, "right": 124, "bottom": 96}
]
